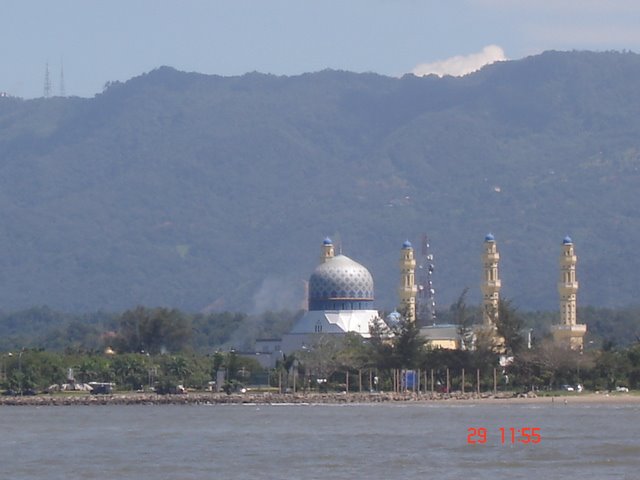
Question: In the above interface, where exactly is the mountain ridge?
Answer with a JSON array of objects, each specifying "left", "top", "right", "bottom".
[{"left": 1, "top": 50, "right": 639, "bottom": 313}]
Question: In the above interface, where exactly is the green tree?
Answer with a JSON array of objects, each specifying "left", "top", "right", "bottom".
[
  {"left": 512, "top": 340, "right": 586, "bottom": 390},
  {"left": 392, "top": 319, "right": 424, "bottom": 369},
  {"left": 111, "top": 354, "right": 148, "bottom": 390},
  {"left": 225, "top": 350, "right": 239, "bottom": 382},
  {"left": 211, "top": 351, "right": 224, "bottom": 379},
  {"left": 115, "top": 307, "right": 192, "bottom": 354},
  {"left": 299, "top": 335, "right": 344, "bottom": 385},
  {"left": 450, "top": 288, "right": 476, "bottom": 351},
  {"left": 164, "top": 355, "right": 191, "bottom": 383},
  {"left": 496, "top": 299, "right": 526, "bottom": 355},
  {"left": 366, "top": 316, "right": 394, "bottom": 370}
]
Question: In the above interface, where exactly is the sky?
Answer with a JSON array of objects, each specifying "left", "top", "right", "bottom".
[{"left": 2, "top": 0, "right": 640, "bottom": 98}]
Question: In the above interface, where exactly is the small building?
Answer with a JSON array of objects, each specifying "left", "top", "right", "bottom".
[{"left": 419, "top": 324, "right": 461, "bottom": 350}]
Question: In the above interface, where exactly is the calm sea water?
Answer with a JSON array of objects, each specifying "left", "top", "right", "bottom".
[{"left": 1, "top": 402, "right": 639, "bottom": 479}]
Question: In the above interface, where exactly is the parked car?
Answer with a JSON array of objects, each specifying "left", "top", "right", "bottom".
[{"left": 615, "top": 386, "right": 629, "bottom": 392}]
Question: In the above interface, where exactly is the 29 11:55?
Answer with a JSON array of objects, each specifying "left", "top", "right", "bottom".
[{"left": 467, "top": 427, "right": 542, "bottom": 444}]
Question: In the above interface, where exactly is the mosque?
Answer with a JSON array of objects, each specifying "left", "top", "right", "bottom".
[
  {"left": 256, "top": 235, "right": 587, "bottom": 364},
  {"left": 280, "top": 238, "right": 381, "bottom": 353}
]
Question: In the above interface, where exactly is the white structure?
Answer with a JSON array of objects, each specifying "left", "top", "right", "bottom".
[{"left": 282, "top": 238, "right": 381, "bottom": 354}]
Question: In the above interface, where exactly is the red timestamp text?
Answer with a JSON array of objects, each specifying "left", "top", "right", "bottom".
[{"left": 467, "top": 427, "right": 542, "bottom": 445}]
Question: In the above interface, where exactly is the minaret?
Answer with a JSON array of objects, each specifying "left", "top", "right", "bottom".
[
  {"left": 481, "top": 233, "right": 501, "bottom": 326},
  {"left": 552, "top": 236, "right": 587, "bottom": 350},
  {"left": 320, "top": 237, "right": 334, "bottom": 263},
  {"left": 399, "top": 240, "right": 417, "bottom": 323}
]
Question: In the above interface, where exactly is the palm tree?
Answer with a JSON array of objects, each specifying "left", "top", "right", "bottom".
[{"left": 166, "top": 355, "right": 191, "bottom": 384}]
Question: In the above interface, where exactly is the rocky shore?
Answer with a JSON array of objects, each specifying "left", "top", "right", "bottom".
[
  {"left": 0, "top": 390, "right": 633, "bottom": 406},
  {"left": 0, "top": 391, "right": 518, "bottom": 406}
]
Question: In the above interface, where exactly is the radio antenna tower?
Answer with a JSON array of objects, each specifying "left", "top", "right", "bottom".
[
  {"left": 417, "top": 234, "right": 437, "bottom": 326},
  {"left": 43, "top": 61, "right": 52, "bottom": 98},
  {"left": 59, "top": 58, "right": 65, "bottom": 97}
]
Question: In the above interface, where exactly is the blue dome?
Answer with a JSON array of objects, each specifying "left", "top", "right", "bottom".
[
  {"left": 386, "top": 310, "right": 402, "bottom": 326},
  {"left": 323, "top": 237, "right": 333, "bottom": 245},
  {"left": 563, "top": 236, "right": 573, "bottom": 245},
  {"left": 402, "top": 240, "right": 412, "bottom": 249},
  {"left": 485, "top": 233, "right": 495, "bottom": 242},
  {"left": 308, "top": 254, "right": 374, "bottom": 311}
]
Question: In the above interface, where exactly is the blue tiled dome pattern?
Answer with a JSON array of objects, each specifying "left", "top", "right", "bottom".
[{"left": 309, "top": 255, "right": 374, "bottom": 301}]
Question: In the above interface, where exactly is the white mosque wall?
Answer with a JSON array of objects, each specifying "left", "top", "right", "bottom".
[{"left": 282, "top": 309, "right": 380, "bottom": 354}]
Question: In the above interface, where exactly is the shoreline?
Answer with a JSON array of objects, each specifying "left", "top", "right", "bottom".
[{"left": 0, "top": 391, "right": 637, "bottom": 406}]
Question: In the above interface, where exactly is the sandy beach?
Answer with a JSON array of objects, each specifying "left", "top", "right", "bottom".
[{"left": 465, "top": 392, "right": 640, "bottom": 405}]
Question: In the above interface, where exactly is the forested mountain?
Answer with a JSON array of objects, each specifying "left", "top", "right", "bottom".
[{"left": 1, "top": 50, "right": 639, "bottom": 313}]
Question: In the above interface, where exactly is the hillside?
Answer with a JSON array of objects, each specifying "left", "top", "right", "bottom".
[{"left": 0, "top": 50, "right": 639, "bottom": 313}]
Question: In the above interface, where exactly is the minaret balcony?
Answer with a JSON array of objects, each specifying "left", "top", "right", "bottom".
[
  {"left": 560, "top": 256, "right": 577, "bottom": 264},
  {"left": 482, "top": 280, "right": 501, "bottom": 289},
  {"left": 551, "top": 324, "right": 586, "bottom": 333},
  {"left": 558, "top": 281, "right": 579, "bottom": 292},
  {"left": 399, "top": 286, "right": 418, "bottom": 295}
]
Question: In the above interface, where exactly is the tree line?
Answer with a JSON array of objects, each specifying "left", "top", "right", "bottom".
[
  {"left": 288, "top": 306, "right": 640, "bottom": 394},
  {"left": 0, "top": 349, "right": 264, "bottom": 394},
  {"left": 3, "top": 303, "right": 640, "bottom": 354},
  {"left": 0, "top": 306, "right": 302, "bottom": 354},
  {"left": 2, "top": 301, "right": 640, "bottom": 394}
]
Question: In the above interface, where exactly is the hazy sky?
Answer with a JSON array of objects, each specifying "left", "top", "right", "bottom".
[{"left": 2, "top": 0, "right": 640, "bottom": 98}]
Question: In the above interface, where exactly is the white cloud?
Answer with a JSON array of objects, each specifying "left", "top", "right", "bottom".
[{"left": 411, "top": 45, "right": 507, "bottom": 78}]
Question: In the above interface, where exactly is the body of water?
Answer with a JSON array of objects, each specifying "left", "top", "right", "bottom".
[{"left": 1, "top": 402, "right": 639, "bottom": 479}]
